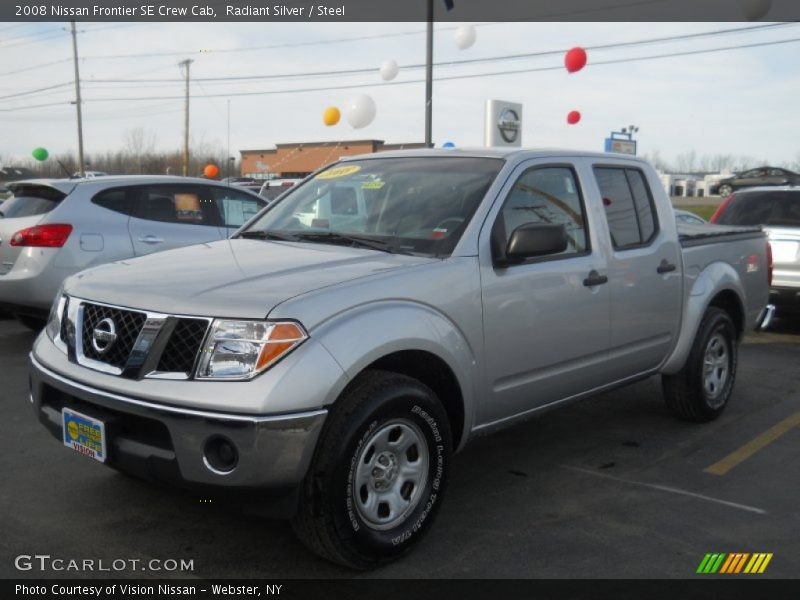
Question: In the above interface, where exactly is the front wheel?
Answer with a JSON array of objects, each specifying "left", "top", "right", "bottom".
[
  {"left": 662, "top": 307, "right": 738, "bottom": 422},
  {"left": 292, "top": 370, "right": 451, "bottom": 569}
]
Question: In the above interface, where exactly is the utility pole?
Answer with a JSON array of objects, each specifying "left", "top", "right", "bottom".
[
  {"left": 179, "top": 59, "right": 193, "bottom": 176},
  {"left": 424, "top": 0, "right": 433, "bottom": 148},
  {"left": 70, "top": 21, "right": 85, "bottom": 177}
]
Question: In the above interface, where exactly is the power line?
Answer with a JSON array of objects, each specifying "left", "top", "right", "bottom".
[
  {"left": 66, "top": 36, "right": 800, "bottom": 104},
  {"left": 3, "top": 33, "right": 799, "bottom": 112},
  {"left": 83, "top": 23, "right": 797, "bottom": 85},
  {"left": 0, "top": 82, "right": 72, "bottom": 101},
  {"left": 80, "top": 24, "right": 484, "bottom": 60},
  {"left": 0, "top": 58, "right": 72, "bottom": 78}
]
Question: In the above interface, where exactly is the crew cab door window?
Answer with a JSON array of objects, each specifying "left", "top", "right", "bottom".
[
  {"left": 498, "top": 166, "right": 588, "bottom": 258},
  {"left": 594, "top": 167, "right": 659, "bottom": 249}
]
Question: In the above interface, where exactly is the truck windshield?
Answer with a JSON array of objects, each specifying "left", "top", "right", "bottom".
[{"left": 240, "top": 157, "right": 504, "bottom": 257}]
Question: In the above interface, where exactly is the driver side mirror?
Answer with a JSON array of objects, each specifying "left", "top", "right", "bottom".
[{"left": 494, "top": 222, "right": 568, "bottom": 267}]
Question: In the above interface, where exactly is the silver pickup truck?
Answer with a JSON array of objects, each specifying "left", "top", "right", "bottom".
[{"left": 29, "top": 149, "right": 772, "bottom": 568}]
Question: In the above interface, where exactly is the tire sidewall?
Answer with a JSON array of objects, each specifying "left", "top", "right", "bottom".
[
  {"left": 329, "top": 384, "right": 450, "bottom": 561},
  {"left": 693, "top": 311, "right": 737, "bottom": 416}
]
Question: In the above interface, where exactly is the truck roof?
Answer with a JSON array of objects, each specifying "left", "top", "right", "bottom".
[{"left": 340, "top": 147, "right": 651, "bottom": 163}]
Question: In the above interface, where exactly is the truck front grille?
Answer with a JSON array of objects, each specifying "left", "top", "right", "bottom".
[
  {"left": 156, "top": 318, "right": 209, "bottom": 374},
  {"left": 67, "top": 298, "right": 211, "bottom": 379},
  {"left": 81, "top": 303, "right": 147, "bottom": 368}
]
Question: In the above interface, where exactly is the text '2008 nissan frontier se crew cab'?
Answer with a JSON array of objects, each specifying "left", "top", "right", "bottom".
[{"left": 29, "top": 149, "right": 773, "bottom": 568}]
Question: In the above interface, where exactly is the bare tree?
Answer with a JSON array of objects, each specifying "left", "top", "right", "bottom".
[
  {"left": 122, "top": 127, "right": 158, "bottom": 174},
  {"left": 674, "top": 149, "right": 698, "bottom": 173}
]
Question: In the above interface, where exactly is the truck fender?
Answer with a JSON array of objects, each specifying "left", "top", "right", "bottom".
[
  {"left": 311, "top": 300, "right": 477, "bottom": 449},
  {"left": 660, "top": 261, "right": 746, "bottom": 375}
]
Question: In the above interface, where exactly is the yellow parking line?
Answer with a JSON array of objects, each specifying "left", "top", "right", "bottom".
[{"left": 705, "top": 411, "right": 800, "bottom": 476}]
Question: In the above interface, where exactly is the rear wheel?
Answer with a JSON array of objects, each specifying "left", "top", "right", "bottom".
[
  {"left": 662, "top": 307, "right": 738, "bottom": 422},
  {"left": 717, "top": 184, "right": 733, "bottom": 197},
  {"left": 292, "top": 370, "right": 451, "bottom": 569}
]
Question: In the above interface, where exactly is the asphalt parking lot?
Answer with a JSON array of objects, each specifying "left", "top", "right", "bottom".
[{"left": 2, "top": 315, "right": 799, "bottom": 579}]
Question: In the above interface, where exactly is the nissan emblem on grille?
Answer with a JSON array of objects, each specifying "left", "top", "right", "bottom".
[{"left": 91, "top": 317, "right": 118, "bottom": 355}]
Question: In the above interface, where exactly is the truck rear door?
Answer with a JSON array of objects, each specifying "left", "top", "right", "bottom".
[
  {"left": 478, "top": 160, "right": 611, "bottom": 426},
  {"left": 592, "top": 163, "right": 682, "bottom": 378}
]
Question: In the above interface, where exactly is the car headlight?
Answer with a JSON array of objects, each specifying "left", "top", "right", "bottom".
[{"left": 195, "top": 320, "right": 307, "bottom": 380}]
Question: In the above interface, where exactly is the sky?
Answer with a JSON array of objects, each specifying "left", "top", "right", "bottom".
[{"left": 0, "top": 20, "right": 799, "bottom": 168}]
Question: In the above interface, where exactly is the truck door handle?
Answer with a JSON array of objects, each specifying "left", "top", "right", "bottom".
[
  {"left": 583, "top": 270, "right": 608, "bottom": 287},
  {"left": 657, "top": 260, "right": 677, "bottom": 274},
  {"left": 137, "top": 235, "right": 164, "bottom": 244}
]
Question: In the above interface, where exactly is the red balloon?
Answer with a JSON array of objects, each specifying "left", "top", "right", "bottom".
[
  {"left": 203, "top": 164, "right": 219, "bottom": 178},
  {"left": 567, "top": 111, "right": 581, "bottom": 125},
  {"left": 565, "top": 47, "right": 587, "bottom": 73}
]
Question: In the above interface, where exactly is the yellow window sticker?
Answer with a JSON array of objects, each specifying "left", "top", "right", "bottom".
[
  {"left": 361, "top": 180, "right": 385, "bottom": 190},
  {"left": 315, "top": 165, "right": 361, "bottom": 180}
]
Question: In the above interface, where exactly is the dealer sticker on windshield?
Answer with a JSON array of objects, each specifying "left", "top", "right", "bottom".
[
  {"left": 315, "top": 165, "right": 361, "bottom": 179},
  {"left": 62, "top": 408, "right": 107, "bottom": 463}
]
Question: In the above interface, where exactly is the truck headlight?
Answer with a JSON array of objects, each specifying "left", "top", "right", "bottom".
[
  {"left": 45, "top": 290, "right": 67, "bottom": 350},
  {"left": 195, "top": 320, "right": 307, "bottom": 380}
]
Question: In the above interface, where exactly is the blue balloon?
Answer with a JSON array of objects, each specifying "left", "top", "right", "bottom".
[{"left": 442, "top": 142, "right": 455, "bottom": 149}]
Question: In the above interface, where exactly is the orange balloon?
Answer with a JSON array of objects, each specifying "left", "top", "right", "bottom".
[
  {"left": 323, "top": 106, "right": 341, "bottom": 126},
  {"left": 204, "top": 164, "right": 219, "bottom": 178}
]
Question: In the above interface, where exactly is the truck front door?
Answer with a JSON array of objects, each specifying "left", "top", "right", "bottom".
[{"left": 478, "top": 161, "right": 611, "bottom": 427}]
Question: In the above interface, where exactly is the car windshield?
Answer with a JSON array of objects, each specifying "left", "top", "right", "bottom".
[
  {"left": 241, "top": 157, "right": 504, "bottom": 257},
  {"left": 0, "top": 185, "right": 66, "bottom": 218}
]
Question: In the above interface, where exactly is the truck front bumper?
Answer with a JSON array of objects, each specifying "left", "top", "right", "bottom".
[{"left": 30, "top": 353, "right": 327, "bottom": 490}]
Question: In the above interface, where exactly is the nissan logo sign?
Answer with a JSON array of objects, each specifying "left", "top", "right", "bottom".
[
  {"left": 92, "top": 317, "right": 118, "bottom": 355},
  {"left": 497, "top": 108, "right": 520, "bottom": 144}
]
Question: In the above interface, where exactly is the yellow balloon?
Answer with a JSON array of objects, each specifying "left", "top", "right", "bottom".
[{"left": 323, "top": 106, "right": 341, "bottom": 126}]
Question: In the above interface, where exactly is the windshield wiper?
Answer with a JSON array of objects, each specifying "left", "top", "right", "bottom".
[
  {"left": 292, "top": 231, "right": 411, "bottom": 255},
  {"left": 237, "top": 230, "right": 300, "bottom": 242}
]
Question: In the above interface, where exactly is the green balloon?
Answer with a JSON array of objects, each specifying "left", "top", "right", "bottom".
[{"left": 32, "top": 147, "right": 49, "bottom": 161}]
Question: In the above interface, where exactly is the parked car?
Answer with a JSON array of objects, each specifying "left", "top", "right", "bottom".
[
  {"left": 710, "top": 167, "right": 800, "bottom": 197},
  {"left": 711, "top": 186, "right": 800, "bottom": 315},
  {"left": 259, "top": 178, "right": 303, "bottom": 202},
  {"left": 30, "top": 150, "right": 771, "bottom": 568},
  {"left": 0, "top": 175, "right": 266, "bottom": 329},
  {"left": 71, "top": 171, "right": 108, "bottom": 179},
  {"left": 674, "top": 209, "right": 707, "bottom": 226}
]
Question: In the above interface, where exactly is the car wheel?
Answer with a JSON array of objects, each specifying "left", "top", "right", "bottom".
[
  {"left": 717, "top": 184, "right": 733, "bottom": 197},
  {"left": 662, "top": 307, "right": 738, "bottom": 422},
  {"left": 17, "top": 315, "right": 46, "bottom": 331},
  {"left": 292, "top": 369, "right": 452, "bottom": 569}
]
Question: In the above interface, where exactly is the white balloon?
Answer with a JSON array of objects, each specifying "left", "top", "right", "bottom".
[
  {"left": 379, "top": 59, "right": 399, "bottom": 82},
  {"left": 454, "top": 25, "right": 476, "bottom": 50},
  {"left": 741, "top": 0, "right": 772, "bottom": 20},
  {"left": 344, "top": 94, "right": 376, "bottom": 129}
]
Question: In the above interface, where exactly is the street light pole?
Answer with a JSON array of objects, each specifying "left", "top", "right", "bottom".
[{"left": 70, "top": 21, "right": 85, "bottom": 178}]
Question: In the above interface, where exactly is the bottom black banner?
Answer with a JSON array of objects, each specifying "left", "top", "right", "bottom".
[{"left": 4, "top": 579, "right": 800, "bottom": 600}]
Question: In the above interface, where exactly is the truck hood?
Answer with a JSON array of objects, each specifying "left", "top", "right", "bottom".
[{"left": 66, "top": 239, "right": 437, "bottom": 318}]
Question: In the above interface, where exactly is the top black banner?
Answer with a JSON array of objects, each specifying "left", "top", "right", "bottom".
[{"left": 3, "top": 0, "right": 800, "bottom": 22}]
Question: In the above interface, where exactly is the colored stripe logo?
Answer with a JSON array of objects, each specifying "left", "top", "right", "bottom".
[{"left": 697, "top": 553, "right": 773, "bottom": 574}]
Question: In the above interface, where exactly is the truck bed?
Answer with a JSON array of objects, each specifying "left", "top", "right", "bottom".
[{"left": 678, "top": 223, "right": 763, "bottom": 248}]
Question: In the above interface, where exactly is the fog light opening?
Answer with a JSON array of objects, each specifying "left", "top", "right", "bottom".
[{"left": 203, "top": 436, "right": 239, "bottom": 475}]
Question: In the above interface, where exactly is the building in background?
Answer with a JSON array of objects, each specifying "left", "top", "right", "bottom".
[{"left": 240, "top": 139, "right": 426, "bottom": 179}]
